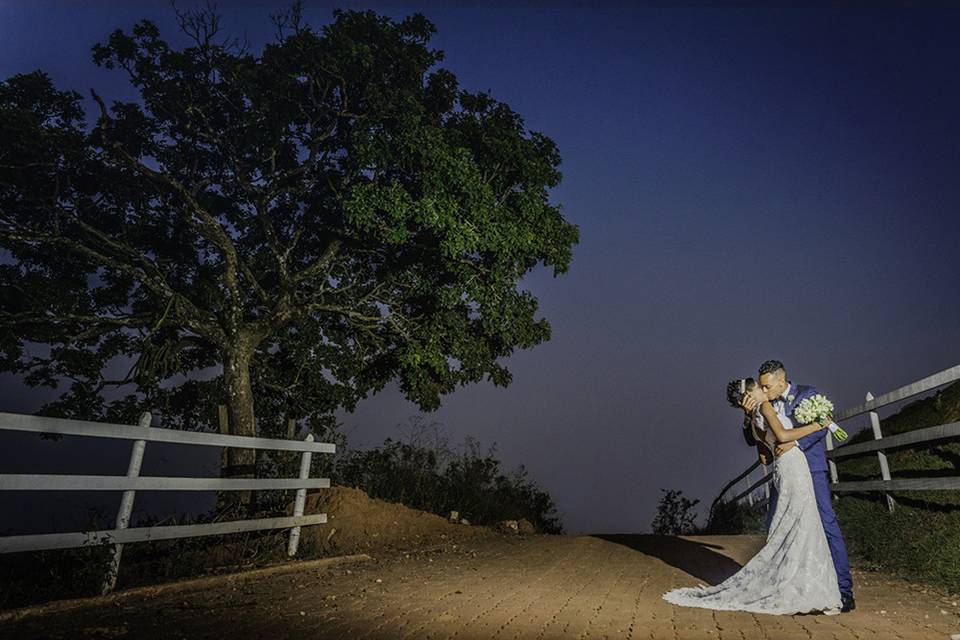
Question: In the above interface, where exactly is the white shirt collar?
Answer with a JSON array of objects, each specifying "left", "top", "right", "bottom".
[{"left": 779, "top": 382, "right": 793, "bottom": 402}]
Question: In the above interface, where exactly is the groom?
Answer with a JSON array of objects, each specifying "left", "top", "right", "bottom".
[{"left": 742, "top": 359, "right": 856, "bottom": 613}]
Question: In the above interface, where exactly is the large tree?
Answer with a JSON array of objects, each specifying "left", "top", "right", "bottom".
[{"left": 0, "top": 4, "right": 579, "bottom": 486}]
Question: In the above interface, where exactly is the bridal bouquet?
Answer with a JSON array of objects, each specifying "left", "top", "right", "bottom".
[{"left": 794, "top": 394, "right": 848, "bottom": 441}]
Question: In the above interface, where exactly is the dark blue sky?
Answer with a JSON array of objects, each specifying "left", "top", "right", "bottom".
[{"left": 2, "top": 2, "right": 959, "bottom": 534}]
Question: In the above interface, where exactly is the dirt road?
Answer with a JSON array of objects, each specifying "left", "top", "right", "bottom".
[{"left": 3, "top": 533, "right": 958, "bottom": 639}]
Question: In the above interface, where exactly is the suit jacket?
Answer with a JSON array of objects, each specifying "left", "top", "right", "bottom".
[{"left": 783, "top": 382, "right": 830, "bottom": 473}]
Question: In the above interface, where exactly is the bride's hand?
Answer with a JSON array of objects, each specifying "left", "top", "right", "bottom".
[
  {"left": 745, "top": 387, "right": 767, "bottom": 409},
  {"left": 775, "top": 442, "right": 797, "bottom": 457}
]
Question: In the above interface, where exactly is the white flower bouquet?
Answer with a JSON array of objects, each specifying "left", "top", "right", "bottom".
[{"left": 794, "top": 394, "right": 848, "bottom": 441}]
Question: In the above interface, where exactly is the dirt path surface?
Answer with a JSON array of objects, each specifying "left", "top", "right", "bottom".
[{"left": 3, "top": 533, "right": 958, "bottom": 640}]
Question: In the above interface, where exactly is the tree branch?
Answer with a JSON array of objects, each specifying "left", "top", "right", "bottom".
[
  {"left": 292, "top": 238, "right": 342, "bottom": 284},
  {"left": 0, "top": 223, "right": 225, "bottom": 345},
  {"left": 90, "top": 88, "right": 249, "bottom": 333}
]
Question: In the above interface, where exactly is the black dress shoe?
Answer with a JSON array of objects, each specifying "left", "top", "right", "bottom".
[{"left": 841, "top": 593, "right": 856, "bottom": 612}]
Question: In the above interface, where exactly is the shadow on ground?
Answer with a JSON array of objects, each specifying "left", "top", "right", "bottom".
[{"left": 589, "top": 534, "right": 743, "bottom": 585}]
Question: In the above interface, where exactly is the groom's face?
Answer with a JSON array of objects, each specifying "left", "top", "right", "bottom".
[{"left": 758, "top": 370, "right": 787, "bottom": 400}]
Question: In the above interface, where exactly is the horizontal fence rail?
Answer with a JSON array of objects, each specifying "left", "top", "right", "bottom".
[
  {"left": 830, "top": 478, "right": 960, "bottom": 493},
  {"left": 833, "top": 365, "right": 960, "bottom": 422},
  {"left": 825, "top": 421, "right": 960, "bottom": 459},
  {"left": 714, "top": 364, "right": 960, "bottom": 516},
  {"left": 0, "top": 475, "right": 331, "bottom": 492},
  {"left": 730, "top": 473, "right": 773, "bottom": 504},
  {"left": 0, "top": 514, "right": 328, "bottom": 554},
  {"left": 0, "top": 411, "right": 336, "bottom": 453},
  {"left": 0, "top": 410, "right": 335, "bottom": 594}
]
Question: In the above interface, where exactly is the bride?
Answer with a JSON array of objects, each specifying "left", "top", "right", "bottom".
[{"left": 661, "top": 378, "right": 843, "bottom": 615}]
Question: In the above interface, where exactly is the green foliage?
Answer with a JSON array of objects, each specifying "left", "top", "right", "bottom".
[
  {"left": 651, "top": 489, "right": 701, "bottom": 535},
  {"left": 0, "top": 509, "right": 114, "bottom": 609},
  {"left": 246, "top": 414, "right": 565, "bottom": 534},
  {"left": 333, "top": 416, "right": 563, "bottom": 534},
  {"left": 0, "top": 1, "right": 579, "bottom": 439},
  {"left": 703, "top": 498, "right": 767, "bottom": 535},
  {"left": 835, "top": 492, "right": 960, "bottom": 593}
]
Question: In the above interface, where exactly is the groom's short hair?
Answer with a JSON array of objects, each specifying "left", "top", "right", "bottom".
[{"left": 759, "top": 360, "right": 785, "bottom": 377}]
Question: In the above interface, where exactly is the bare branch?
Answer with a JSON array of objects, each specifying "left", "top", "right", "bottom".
[{"left": 172, "top": 0, "right": 222, "bottom": 49}]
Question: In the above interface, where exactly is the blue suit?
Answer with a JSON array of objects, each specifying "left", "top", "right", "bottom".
[{"left": 764, "top": 382, "right": 853, "bottom": 597}]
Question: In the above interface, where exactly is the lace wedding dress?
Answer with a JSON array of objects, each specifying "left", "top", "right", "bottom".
[{"left": 661, "top": 412, "right": 842, "bottom": 615}]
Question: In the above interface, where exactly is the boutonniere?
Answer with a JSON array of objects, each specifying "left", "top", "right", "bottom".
[{"left": 787, "top": 394, "right": 795, "bottom": 405}]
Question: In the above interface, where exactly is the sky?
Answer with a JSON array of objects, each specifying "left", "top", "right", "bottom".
[{"left": 1, "top": 1, "right": 959, "bottom": 535}]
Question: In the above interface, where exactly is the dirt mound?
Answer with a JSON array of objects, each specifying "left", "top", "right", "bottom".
[{"left": 294, "top": 485, "right": 501, "bottom": 555}]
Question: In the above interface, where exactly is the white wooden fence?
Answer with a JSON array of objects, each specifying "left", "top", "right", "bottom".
[
  {"left": 711, "top": 364, "right": 960, "bottom": 518},
  {"left": 0, "top": 410, "right": 335, "bottom": 594}
]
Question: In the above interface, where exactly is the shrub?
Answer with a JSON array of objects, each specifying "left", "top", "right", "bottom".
[
  {"left": 834, "top": 491, "right": 960, "bottom": 593},
  {"left": 333, "top": 416, "right": 563, "bottom": 534},
  {"left": 704, "top": 498, "right": 767, "bottom": 535},
  {"left": 651, "top": 489, "right": 700, "bottom": 535}
]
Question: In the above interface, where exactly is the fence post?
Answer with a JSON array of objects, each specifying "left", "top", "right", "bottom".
[
  {"left": 101, "top": 411, "right": 151, "bottom": 595},
  {"left": 217, "top": 404, "right": 229, "bottom": 473},
  {"left": 866, "top": 391, "right": 896, "bottom": 513},
  {"left": 287, "top": 433, "right": 314, "bottom": 556},
  {"left": 825, "top": 432, "right": 840, "bottom": 500}
]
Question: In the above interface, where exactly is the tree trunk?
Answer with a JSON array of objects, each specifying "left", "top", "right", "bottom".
[{"left": 220, "top": 347, "right": 258, "bottom": 512}]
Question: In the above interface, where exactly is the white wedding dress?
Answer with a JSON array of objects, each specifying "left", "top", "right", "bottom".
[{"left": 662, "top": 411, "right": 842, "bottom": 615}]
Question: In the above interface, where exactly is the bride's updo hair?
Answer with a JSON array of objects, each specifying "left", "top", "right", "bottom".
[{"left": 726, "top": 377, "right": 756, "bottom": 408}]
